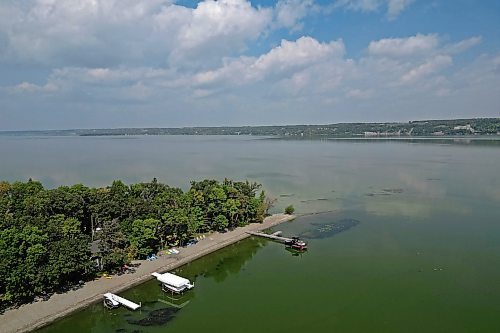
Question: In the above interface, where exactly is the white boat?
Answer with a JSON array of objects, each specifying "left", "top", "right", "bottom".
[{"left": 152, "top": 272, "right": 194, "bottom": 294}]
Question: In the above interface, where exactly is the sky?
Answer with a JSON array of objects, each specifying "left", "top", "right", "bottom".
[{"left": 0, "top": 0, "right": 499, "bottom": 130}]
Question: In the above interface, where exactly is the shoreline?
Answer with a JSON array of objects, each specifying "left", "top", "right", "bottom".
[{"left": 0, "top": 213, "right": 296, "bottom": 333}]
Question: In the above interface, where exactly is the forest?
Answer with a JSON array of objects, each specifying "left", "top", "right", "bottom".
[{"left": 0, "top": 178, "right": 270, "bottom": 309}]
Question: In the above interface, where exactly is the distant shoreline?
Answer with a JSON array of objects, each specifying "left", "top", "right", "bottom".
[
  {"left": 0, "top": 213, "right": 296, "bottom": 333},
  {"left": 0, "top": 118, "right": 498, "bottom": 137}
]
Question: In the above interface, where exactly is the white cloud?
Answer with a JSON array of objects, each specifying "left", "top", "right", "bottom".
[
  {"left": 366, "top": 34, "right": 481, "bottom": 85},
  {"left": 169, "top": 0, "right": 273, "bottom": 68},
  {"left": 4, "top": 29, "right": 497, "bottom": 128},
  {"left": 12, "top": 81, "right": 57, "bottom": 93},
  {"left": 400, "top": 55, "right": 452, "bottom": 84},
  {"left": 368, "top": 34, "right": 439, "bottom": 57},
  {"left": 11, "top": 34, "right": 485, "bottom": 103},
  {"left": 334, "top": 0, "right": 380, "bottom": 12},
  {"left": 0, "top": 0, "right": 423, "bottom": 74},
  {"left": 0, "top": 0, "right": 273, "bottom": 69},
  {"left": 194, "top": 36, "right": 345, "bottom": 87},
  {"left": 444, "top": 36, "right": 482, "bottom": 54},
  {"left": 274, "top": 0, "right": 315, "bottom": 31},
  {"left": 252, "top": 36, "right": 344, "bottom": 73},
  {"left": 0, "top": 0, "right": 334, "bottom": 70},
  {"left": 334, "top": 0, "right": 414, "bottom": 18},
  {"left": 346, "top": 89, "right": 373, "bottom": 99},
  {"left": 387, "top": 0, "right": 414, "bottom": 20},
  {"left": 0, "top": 0, "right": 173, "bottom": 66}
]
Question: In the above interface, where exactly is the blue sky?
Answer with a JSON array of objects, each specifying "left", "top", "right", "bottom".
[{"left": 0, "top": 0, "right": 499, "bottom": 130}]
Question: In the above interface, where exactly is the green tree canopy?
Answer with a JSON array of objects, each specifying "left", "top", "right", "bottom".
[{"left": 0, "top": 177, "right": 270, "bottom": 310}]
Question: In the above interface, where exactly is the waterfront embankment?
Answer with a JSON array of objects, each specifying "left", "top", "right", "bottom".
[{"left": 0, "top": 213, "right": 295, "bottom": 333}]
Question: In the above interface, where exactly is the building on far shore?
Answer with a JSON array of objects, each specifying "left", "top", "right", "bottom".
[{"left": 453, "top": 124, "right": 474, "bottom": 133}]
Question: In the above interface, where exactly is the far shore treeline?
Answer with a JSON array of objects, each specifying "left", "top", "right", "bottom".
[
  {"left": 1, "top": 118, "right": 498, "bottom": 137},
  {"left": 0, "top": 178, "right": 271, "bottom": 309}
]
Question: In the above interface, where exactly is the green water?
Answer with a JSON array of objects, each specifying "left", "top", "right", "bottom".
[{"left": 1, "top": 136, "right": 499, "bottom": 332}]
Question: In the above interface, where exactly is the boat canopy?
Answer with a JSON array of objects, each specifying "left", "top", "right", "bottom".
[{"left": 152, "top": 272, "right": 192, "bottom": 288}]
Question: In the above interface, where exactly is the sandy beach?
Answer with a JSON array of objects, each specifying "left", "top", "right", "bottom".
[{"left": 0, "top": 213, "right": 295, "bottom": 333}]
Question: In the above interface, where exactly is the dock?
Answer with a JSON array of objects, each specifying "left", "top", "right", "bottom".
[
  {"left": 103, "top": 293, "right": 141, "bottom": 310},
  {"left": 247, "top": 231, "right": 293, "bottom": 243}
]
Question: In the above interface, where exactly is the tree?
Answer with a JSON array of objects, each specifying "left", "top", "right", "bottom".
[
  {"left": 0, "top": 226, "right": 49, "bottom": 305},
  {"left": 224, "top": 198, "right": 241, "bottom": 227},
  {"left": 0, "top": 177, "right": 268, "bottom": 307},
  {"left": 188, "top": 206, "right": 205, "bottom": 234},
  {"left": 128, "top": 218, "right": 160, "bottom": 258},
  {"left": 161, "top": 207, "right": 190, "bottom": 247},
  {"left": 213, "top": 215, "right": 229, "bottom": 231},
  {"left": 98, "top": 219, "right": 128, "bottom": 272},
  {"left": 46, "top": 236, "right": 93, "bottom": 289},
  {"left": 61, "top": 217, "right": 82, "bottom": 239},
  {"left": 0, "top": 181, "right": 13, "bottom": 229},
  {"left": 285, "top": 205, "right": 295, "bottom": 215},
  {"left": 260, "top": 191, "right": 276, "bottom": 216}
]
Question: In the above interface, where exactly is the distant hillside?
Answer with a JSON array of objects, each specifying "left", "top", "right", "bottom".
[{"left": 2, "top": 118, "right": 499, "bottom": 137}]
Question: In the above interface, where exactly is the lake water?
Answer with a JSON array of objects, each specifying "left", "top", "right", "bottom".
[{"left": 1, "top": 135, "right": 499, "bottom": 332}]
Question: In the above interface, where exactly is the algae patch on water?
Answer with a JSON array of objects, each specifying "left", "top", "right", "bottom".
[
  {"left": 127, "top": 307, "right": 180, "bottom": 327},
  {"left": 300, "top": 218, "right": 360, "bottom": 239}
]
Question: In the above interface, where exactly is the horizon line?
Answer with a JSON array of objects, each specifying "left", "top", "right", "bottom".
[{"left": 1, "top": 117, "right": 498, "bottom": 133}]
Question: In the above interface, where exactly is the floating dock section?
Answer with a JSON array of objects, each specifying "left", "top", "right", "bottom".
[
  {"left": 103, "top": 293, "right": 141, "bottom": 310},
  {"left": 247, "top": 231, "right": 293, "bottom": 243}
]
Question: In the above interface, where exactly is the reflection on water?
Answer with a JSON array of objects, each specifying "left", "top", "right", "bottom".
[
  {"left": 284, "top": 246, "right": 308, "bottom": 257},
  {"left": 182, "top": 237, "right": 268, "bottom": 283},
  {"left": 325, "top": 137, "right": 500, "bottom": 147}
]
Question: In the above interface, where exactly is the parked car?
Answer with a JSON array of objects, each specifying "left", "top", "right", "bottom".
[{"left": 186, "top": 239, "right": 198, "bottom": 246}]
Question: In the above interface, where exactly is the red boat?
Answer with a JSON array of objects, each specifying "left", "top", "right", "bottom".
[{"left": 285, "top": 237, "right": 307, "bottom": 251}]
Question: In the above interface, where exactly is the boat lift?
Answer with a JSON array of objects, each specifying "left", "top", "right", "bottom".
[
  {"left": 152, "top": 272, "right": 194, "bottom": 294},
  {"left": 157, "top": 297, "right": 191, "bottom": 309},
  {"left": 103, "top": 293, "right": 141, "bottom": 310}
]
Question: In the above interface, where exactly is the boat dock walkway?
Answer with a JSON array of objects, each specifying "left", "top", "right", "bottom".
[
  {"left": 246, "top": 231, "right": 293, "bottom": 243},
  {"left": 103, "top": 293, "right": 141, "bottom": 310}
]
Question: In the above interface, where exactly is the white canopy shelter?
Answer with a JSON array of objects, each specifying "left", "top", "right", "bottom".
[{"left": 152, "top": 272, "right": 194, "bottom": 293}]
